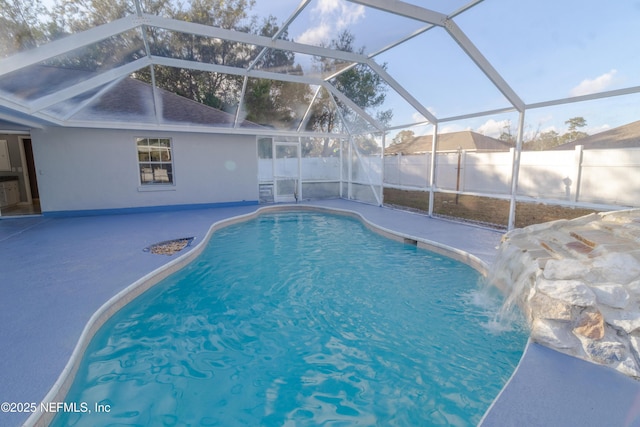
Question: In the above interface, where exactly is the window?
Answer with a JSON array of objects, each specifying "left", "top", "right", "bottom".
[{"left": 137, "top": 138, "right": 173, "bottom": 185}]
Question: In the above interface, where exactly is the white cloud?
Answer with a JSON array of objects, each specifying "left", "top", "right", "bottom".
[
  {"left": 316, "top": 0, "right": 341, "bottom": 14},
  {"left": 588, "top": 124, "right": 611, "bottom": 135},
  {"left": 440, "top": 124, "right": 466, "bottom": 134},
  {"left": 297, "top": 24, "right": 332, "bottom": 46},
  {"left": 570, "top": 69, "right": 618, "bottom": 97},
  {"left": 476, "top": 119, "right": 509, "bottom": 138},
  {"left": 297, "top": 0, "right": 365, "bottom": 46},
  {"left": 336, "top": 3, "right": 365, "bottom": 28},
  {"left": 537, "top": 114, "right": 554, "bottom": 125},
  {"left": 411, "top": 112, "right": 432, "bottom": 124}
]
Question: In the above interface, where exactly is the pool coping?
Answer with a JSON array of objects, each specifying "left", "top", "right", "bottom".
[{"left": 24, "top": 203, "right": 494, "bottom": 426}]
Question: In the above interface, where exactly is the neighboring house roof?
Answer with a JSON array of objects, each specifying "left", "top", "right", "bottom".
[
  {"left": 0, "top": 65, "right": 263, "bottom": 129},
  {"left": 553, "top": 120, "right": 640, "bottom": 150},
  {"left": 385, "top": 130, "right": 513, "bottom": 155}
]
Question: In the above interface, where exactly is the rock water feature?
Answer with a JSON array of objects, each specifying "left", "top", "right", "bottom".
[{"left": 491, "top": 209, "right": 640, "bottom": 379}]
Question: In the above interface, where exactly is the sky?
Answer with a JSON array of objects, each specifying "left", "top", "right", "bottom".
[
  {"left": 250, "top": 0, "right": 640, "bottom": 140},
  {"left": 33, "top": 0, "right": 640, "bottom": 140}
]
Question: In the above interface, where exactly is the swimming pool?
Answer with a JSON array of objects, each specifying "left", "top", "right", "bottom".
[{"left": 51, "top": 211, "right": 527, "bottom": 426}]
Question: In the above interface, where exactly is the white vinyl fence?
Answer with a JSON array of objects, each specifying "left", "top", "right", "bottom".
[
  {"left": 383, "top": 146, "right": 640, "bottom": 208},
  {"left": 258, "top": 155, "right": 382, "bottom": 204},
  {"left": 259, "top": 157, "right": 341, "bottom": 182},
  {"left": 257, "top": 146, "right": 640, "bottom": 208}
]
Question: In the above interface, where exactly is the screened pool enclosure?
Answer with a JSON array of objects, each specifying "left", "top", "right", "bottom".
[{"left": 0, "top": 0, "right": 639, "bottom": 227}]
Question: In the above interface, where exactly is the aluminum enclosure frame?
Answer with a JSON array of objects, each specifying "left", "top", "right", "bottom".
[{"left": 0, "top": 0, "right": 639, "bottom": 229}]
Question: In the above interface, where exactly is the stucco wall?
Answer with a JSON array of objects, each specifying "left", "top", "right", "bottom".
[{"left": 30, "top": 127, "right": 258, "bottom": 213}]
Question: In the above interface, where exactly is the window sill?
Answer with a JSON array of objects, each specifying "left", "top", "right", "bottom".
[{"left": 137, "top": 185, "right": 176, "bottom": 192}]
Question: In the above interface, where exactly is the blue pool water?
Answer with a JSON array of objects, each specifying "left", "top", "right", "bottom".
[{"left": 53, "top": 212, "right": 527, "bottom": 426}]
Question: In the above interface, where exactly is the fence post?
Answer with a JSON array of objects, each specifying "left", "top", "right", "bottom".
[
  {"left": 460, "top": 149, "right": 466, "bottom": 192},
  {"left": 423, "top": 153, "right": 429, "bottom": 188},
  {"left": 428, "top": 124, "right": 438, "bottom": 217},
  {"left": 398, "top": 152, "right": 402, "bottom": 188},
  {"left": 455, "top": 147, "right": 462, "bottom": 204}
]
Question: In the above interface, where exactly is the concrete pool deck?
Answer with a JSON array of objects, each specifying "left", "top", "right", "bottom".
[{"left": 1, "top": 199, "right": 639, "bottom": 426}]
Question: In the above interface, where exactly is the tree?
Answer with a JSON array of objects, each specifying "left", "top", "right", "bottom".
[
  {"left": 305, "top": 30, "right": 392, "bottom": 155},
  {"left": 566, "top": 116, "right": 587, "bottom": 131},
  {"left": 497, "top": 116, "right": 589, "bottom": 150},
  {"left": 498, "top": 120, "right": 516, "bottom": 144},
  {"left": 560, "top": 116, "right": 588, "bottom": 144},
  {"left": 532, "top": 129, "right": 561, "bottom": 150},
  {"left": 138, "top": 0, "right": 256, "bottom": 109},
  {"left": 51, "top": 0, "right": 134, "bottom": 32},
  {"left": 243, "top": 16, "right": 311, "bottom": 129},
  {"left": 391, "top": 130, "right": 415, "bottom": 146},
  {"left": 4, "top": 1, "right": 390, "bottom": 143},
  {"left": 0, "top": 0, "right": 50, "bottom": 57}
]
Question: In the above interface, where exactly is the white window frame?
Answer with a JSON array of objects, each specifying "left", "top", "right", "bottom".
[{"left": 136, "top": 137, "right": 175, "bottom": 187}]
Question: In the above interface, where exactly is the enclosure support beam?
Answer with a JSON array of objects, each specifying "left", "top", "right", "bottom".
[
  {"left": 298, "top": 86, "right": 322, "bottom": 132},
  {"left": 349, "top": 0, "right": 447, "bottom": 25},
  {"left": 508, "top": 111, "right": 526, "bottom": 230},
  {"left": 526, "top": 85, "right": 640, "bottom": 110},
  {"left": 144, "top": 14, "right": 370, "bottom": 66},
  {"left": 149, "top": 66, "right": 162, "bottom": 125},
  {"left": 28, "top": 58, "right": 152, "bottom": 112},
  {"left": 134, "top": 1, "right": 161, "bottom": 126},
  {"left": 323, "top": 83, "right": 384, "bottom": 131},
  {"left": 571, "top": 145, "right": 584, "bottom": 203},
  {"left": 247, "top": 0, "right": 313, "bottom": 72},
  {"left": 153, "top": 56, "right": 324, "bottom": 86},
  {"left": 428, "top": 123, "right": 438, "bottom": 217},
  {"left": 351, "top": 138, "right": 382, "bottom": 206},
  {"left": 234, "top": 76, "right": 249, "bottom": 128},
  {"left": 297, "top": 137, "right": 303, "bottom": 202},
  {"left": 348, "top": 136, "right": 353, "bottom": 200},
  {"left": 0, "top": 15, "right": 139, "bottom": 77},
  {"left": 443, "top": 19, "right": 525, "bottom": 112},
  {"left": 380, "top": 133, "right": 386, "bottom": 206},
  {"left": 366, "top": 60, "right": 438, "bottom": 124},
  {"left": 0, "top": 111, "right": 44, "bottom": 129},
  {"left": 61, "top": 76, "right": 126, "bottom": 121},
  {"left": 339, "top": 139, "right": 344, "bottom": 199}
]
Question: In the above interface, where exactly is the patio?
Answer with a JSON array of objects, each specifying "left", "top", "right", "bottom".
[{"left": 1, "top": 200, "right": 639, "bottom": 426}]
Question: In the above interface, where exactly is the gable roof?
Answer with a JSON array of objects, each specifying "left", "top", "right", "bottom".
[
  {"left": 0, "top": 65, "right": 263, "bottom": 130},
  {"left": 385, "top": 130, "right": 513, "bottom": 155},
  {"left": 553, "top": 120, "right": 640, "bottom": 150}
]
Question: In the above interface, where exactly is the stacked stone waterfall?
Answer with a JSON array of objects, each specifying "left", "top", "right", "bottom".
[{"left": 492, "top": 210, "right": 640, "bottom": 379}]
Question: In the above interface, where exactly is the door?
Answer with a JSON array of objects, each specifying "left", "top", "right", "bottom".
[
  {"left": 273, "top": 141, "right": 300, "bottom": 203},
  {"left": 23, "top": 138, "right": 39, "bottom": 200}
]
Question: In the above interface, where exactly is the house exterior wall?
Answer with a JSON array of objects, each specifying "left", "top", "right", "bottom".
[{"left": 30, "top": 127, "right": 258, "bottom": 214}]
